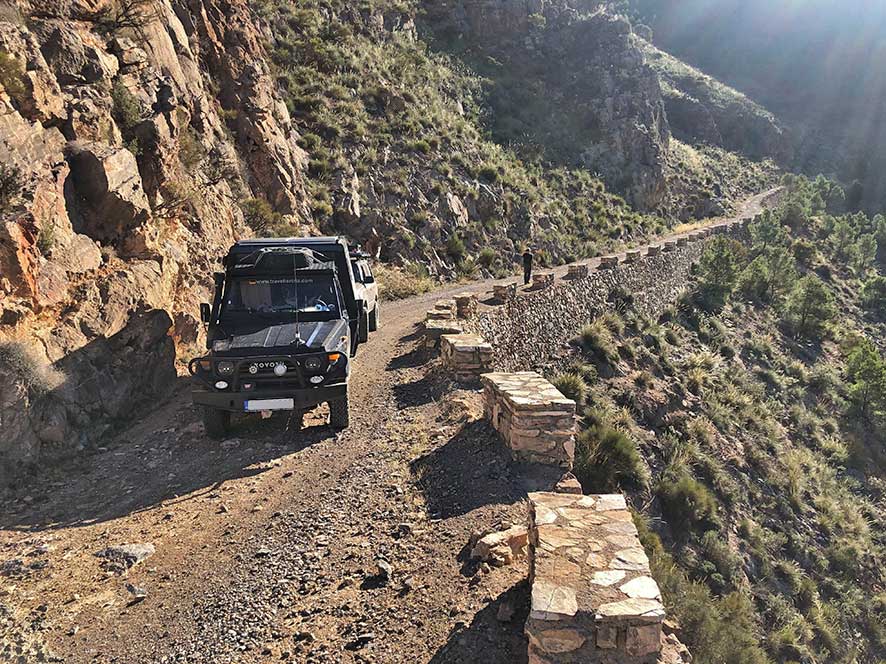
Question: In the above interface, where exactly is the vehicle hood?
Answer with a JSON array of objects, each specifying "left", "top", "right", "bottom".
[{"left": 216, "top": 320, "right": 349, "bottom": 354}]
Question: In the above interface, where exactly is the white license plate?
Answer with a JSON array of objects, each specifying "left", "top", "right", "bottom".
[{"left": 244, "top": 398, "right": 295, "bottom": 412}]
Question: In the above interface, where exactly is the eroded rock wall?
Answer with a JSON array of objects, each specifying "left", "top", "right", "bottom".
[
  {"left": 427, "top": 1, "right": 669, "bottom": 211},
  {"left": 0, "top": 0, "right": 309, "bottom": 479}
]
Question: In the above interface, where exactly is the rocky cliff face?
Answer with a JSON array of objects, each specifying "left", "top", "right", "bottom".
[
  {"left": 0, "top": 0, "right": 309, "bottom": 476},
  {"left": 427, "top": 1, "right": 670, "bottom": 211}
]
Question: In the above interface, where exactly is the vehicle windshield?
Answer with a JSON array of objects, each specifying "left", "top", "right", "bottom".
[{"left": 222, "top": 275, "right": 341, "bottom": 315}]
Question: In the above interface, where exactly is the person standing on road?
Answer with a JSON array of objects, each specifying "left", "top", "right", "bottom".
[{"left": 522, "top": 248, "right": 534, "bottom": 285}]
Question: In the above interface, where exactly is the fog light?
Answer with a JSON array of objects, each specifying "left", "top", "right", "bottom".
[
  {"left": 309, "top": 375, "right": 324, "bottom": 385},
  {"left": 215, "top": 380, "right": 229, "bottom": 390},
  {"left": 274, "top": 363, "right": 287, "bottom": 377},
  {"left": 217, "top": 361, "right": 234, "bottom": 375}
]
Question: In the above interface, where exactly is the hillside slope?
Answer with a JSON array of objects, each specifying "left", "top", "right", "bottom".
[{"left": 553, "top": 177, "right": 886, "bottom": 662}]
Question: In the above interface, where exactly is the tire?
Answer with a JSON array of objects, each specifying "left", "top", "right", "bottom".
[
  {"left": 290, "top": 411, "right": 305, "bottom": 432},
  {"left": 368, "top": 304, "right": 379, "bottom": 332},
  {"left": 358, "top": 310, "right": 369, "bottom": 343},
  {"left": 329, "top": 394, "right": 350, "bottom": 430},
  {"left": 203, "top": 406, "right": 231, "bottom": 439}
]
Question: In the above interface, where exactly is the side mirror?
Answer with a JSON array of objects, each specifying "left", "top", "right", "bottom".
[{"left": 200, "top": 303, "right": 212, "bottom": 324}]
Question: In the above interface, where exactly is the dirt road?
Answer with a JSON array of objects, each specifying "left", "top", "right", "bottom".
[{"left": 0, "top": 188, "right": 780, "bottom": 663}]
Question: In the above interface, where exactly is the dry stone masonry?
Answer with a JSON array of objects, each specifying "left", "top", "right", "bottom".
[
  {"left": 463, "top": 219, "right": 753, "bottom": 373},
  {"left": 526, "top": 492, "right": 664, "bottom": 664},
  {"left": 533, "top": 273, "right": 556, "bottom": 289},
  {"left": 440, "top": 334, "right": 494, "bottom": 381},
  {"left": 568, "top": 264, "right": 590, "bottom": 279},
  {"left": 482, "top": 372, "right": 576, "bottom": 469}
]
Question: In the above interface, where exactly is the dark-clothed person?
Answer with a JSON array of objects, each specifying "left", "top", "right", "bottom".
[{"left": 522, "top": 249, "right": 534, "bottom": 285}]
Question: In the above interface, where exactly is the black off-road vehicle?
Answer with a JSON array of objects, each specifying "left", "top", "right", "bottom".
[{"left": 189, "top": 238, "right": 365, "bottom": 437}]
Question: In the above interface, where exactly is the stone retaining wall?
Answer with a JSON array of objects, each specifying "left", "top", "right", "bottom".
[
  {"left": 440, "top": 334, "right": 494, "bottom": 381},
  {"left": 482, "top": 372, "right": 576, "bottom": 469},
  {"left": 463, "top": 221, "right": 751, "bottom": 372},
  {"left": 526, "top": 492, "right": 664, "bottom": 664}
]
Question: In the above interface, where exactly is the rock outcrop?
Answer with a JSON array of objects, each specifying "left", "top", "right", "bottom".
[
  {"left": 0, "top": 0, "right": 309, "bottom": 478},
  {"left": 427, "top": 2, "right": 670, "bottom": 211}
]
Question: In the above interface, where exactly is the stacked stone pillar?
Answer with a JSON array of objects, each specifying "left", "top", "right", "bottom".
[
  {"left": 526, "top": 492, "right": 664, "bottom": 664},
  {"left": 482, "top": 372, "right": 576, "bottom": 469},
  {"left": 441, "top": 334, "right": 493, "bottom": 381}
]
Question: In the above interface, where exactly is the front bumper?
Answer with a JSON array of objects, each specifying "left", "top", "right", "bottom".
[
  {"left": 188, "top": 353, "right": 348, "bottom": 413},
  {"left": 192, "top": 382, "right": 347, "bottom": 412}
]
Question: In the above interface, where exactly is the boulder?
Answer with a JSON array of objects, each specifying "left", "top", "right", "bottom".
[{"left": 66, "top": 141, "right": 151, "bottom": 244}]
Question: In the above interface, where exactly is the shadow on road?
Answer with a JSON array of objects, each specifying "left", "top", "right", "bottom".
[
  {"left": 1, "top": 378, "right": 336, "bottom": 532},
  {"left": 386, "top": 345, "right": 436, "bottom": 371},
  {"left": 428, "top": 581, "right": 529, "bottom": 664},
  {"left": 410, "top": 420, "right": 524, "bottom": 519}
]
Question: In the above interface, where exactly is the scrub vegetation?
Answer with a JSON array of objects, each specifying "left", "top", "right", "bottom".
[{"left": 558, "top": 176, "right": 886, "bottom": 663}]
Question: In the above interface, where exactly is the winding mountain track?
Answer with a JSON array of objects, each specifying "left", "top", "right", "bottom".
[{"left": 0, "top": 188, "right": 780, "bottom": 663}]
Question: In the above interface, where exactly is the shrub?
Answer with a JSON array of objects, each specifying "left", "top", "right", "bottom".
[
  {"left": 0, "top": 341, "right": 64, "bottom": 398},
  {"left": 792, "top": 238, "right": 816, "bottom": 267},
  {"left": 445, "top": 233, "right": 466, "bottom": 262},
  {"left": 240, "top": 197, "right": 283, "bottom": 234},
  {"left": 782, "top": 275, "right": 835, "bottom": 339},
  {"left": 574, "top": 414, "right": 647, "bottom": 492},
  {"left": 578, "top": 320, "right": 619, "bottom": 366},
  {"left": 0, "top": 162, "right": 23, "bottom": 213},
  {"left": 374, "top": 263, "right": 435, "bottom": 300},
  {"left": 657, "top": 468, "right": 719, "bottom": 530},
  {"left": 861, "top": 275, "right": 886, "bottom": 317},
  {"left": 477, "top": 247, "right": 495, "bottom": 269},
  {"left": 178, "top": 127, "right": 206, "bottom": 169},
  {"left": 696, "top": 237, "right": 746, "bottom": 308},
  {"left": 0, "top": 51, "right": 25, "bottom": 103},
  {"left": 552, "top": 372, "right": 587, "bottom": 404},
  {"left": 111, "top": 79, "right": 142, "bottom": 133}
]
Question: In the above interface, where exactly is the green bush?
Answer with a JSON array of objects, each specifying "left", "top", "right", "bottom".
[
  {"left": 445, "top": 233, "right": 466, "bottom": 262},
  {"left": 696, "top": 237, "right": 746, "bottom": 308},
  {"left": 574, "top": 414, "right": 647, "bottom": 492},
  {"left": 861, "top": 275, "right": 886, "bottom": 317},
  {"left": 552, "top": 372, "right": 587, "bottom": 404},
  {"left": 374, "top": 262, "right": 435, "bottom": 301},
  {"left": 0, "top": 50, "right": 25, "bottom": 103},
  {"left": 657, "top": 468, "right": 719, "bottom": 530},
  {"left": 782, "top": 275, "right": 835, "bottom": 340},
  {"left": 240, "top": 197, "right": 283, "bottom": 234},
  {"left": 0, "top": 162, "right": 23, "bottom": 213},
  {"left": 578, "top": 320, "right": 619, "bottom": 366},
  {"left": 477, "top": 247, "right": 496, "bottom": 269},
  {"left": 111, "top": 79, "right": 142, "bottom": 133}
]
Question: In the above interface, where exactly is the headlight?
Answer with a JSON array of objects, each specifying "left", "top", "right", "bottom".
[
  {"left": 217, "top": 361, "right": 234, "bottom": 375},
  {"left": 304, "top": 357, "right": 323, "bottom": 371}
]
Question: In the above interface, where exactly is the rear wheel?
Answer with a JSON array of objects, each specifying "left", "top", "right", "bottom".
[
  {"left": 368, "top": 304, "right": 379, "bottom": 332},
  {"left": 203, "top": 407, "right": 231, "bottom": 439},
  {"left": 329, "top": 394, "right": 350, "bottom": 430}
]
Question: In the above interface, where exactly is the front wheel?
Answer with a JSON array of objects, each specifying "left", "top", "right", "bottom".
[
  {"left": 358, "top": 310, "right": 369, "bottom": 343},
  {"left": 203, "top": 406, "right": 231, "bottom": 439},
  {"left": 328, "top": 394, "right": 350, "bottom": 430},
  {"left": 368, "top": 304, "right": 379, "bottom": 332}
]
